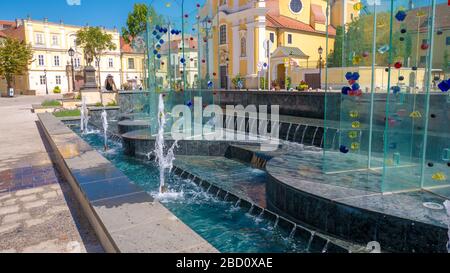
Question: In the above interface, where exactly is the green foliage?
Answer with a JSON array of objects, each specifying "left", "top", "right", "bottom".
[
  {"left": 106, "top": 100, "right": 118, "bottom": 107},
  {"left": 75, "top": 93, "right": 82, "bottom": 100},
  {"left": 53, "top": 86, "right": 61, "bottom": 94},
  {"left": 328, "top": 13, "right": 410, "bottom": 68},
  {"left": 94, "top": 102, "right": 104, "bottom": 107},
  {"left": 53, "top": 109, "right": 81, "bottom": 117},
  {"left": 76, "top": 27, "right": 117, "bottom": 66},
  {"left": 286, "top": 77, "right": 292, "bottom": 90},
  {"left": 444, "top": 50, "right": 449, "bottom": 72},
  {"left": 298, "top": 81, "right": 309, "bottom": 91},
  {"left": 0, "top": 37, "right": 33, "bottom": 89},
  {"left": 259, "top": 77, "right": 268, "bottom": 90},
  {"left": 231, "top": 74, "right": 246, "bottom": 89},
  {"left": 121, "top": 4, "right": 165, "bottom": 44},
  {"left": 41, "top": 100, "right": 62, "bottom": 107}
]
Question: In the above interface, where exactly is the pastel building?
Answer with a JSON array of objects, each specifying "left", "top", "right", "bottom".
[
  {"left": 199, "top": 0, "right": 359, "bottom": 89},
  {"left": 1, "top": 18, "right": 122, "bottom": 96}
]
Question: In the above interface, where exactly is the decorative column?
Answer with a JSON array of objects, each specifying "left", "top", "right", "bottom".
[
  {"left": 246, "top": 22, "right": 255, "bottom": 75},
  {"left": 255, "top": 16, "right": 266, "bottom": 73},
  {"left": 232, "top": 25, "right": 240, "bottom": 77}
]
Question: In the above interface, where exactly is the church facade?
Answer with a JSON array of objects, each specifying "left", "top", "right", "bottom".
[{"left": 200, "top": 0, "right": 359, "bottom": 90}]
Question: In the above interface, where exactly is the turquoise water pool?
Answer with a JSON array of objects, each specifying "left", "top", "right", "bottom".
[{"left": 76, "top": 128, "right": 309, "bottom": 253}]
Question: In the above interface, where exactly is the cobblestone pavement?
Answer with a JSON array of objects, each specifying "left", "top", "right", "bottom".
[{"left": 0, "top": 96, "right": 103, "bottom": 253}]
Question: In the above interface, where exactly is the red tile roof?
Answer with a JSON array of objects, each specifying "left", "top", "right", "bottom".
[
  {"left": 311, "top": 4, "right": 326, "bottom": 24},
  {"left": 120, "top": 37, "right": 133, "bottom": 53},
  {"left": 0, "top": 30, "right": 6, "bottom": 38},
  {"left": 266, "top": 14, "right": 336, "bottom": 36},
  {"left": 160, "top": 36, "right": 198, "bottom": 54},
  {"left": 0, "top": 20, "right": 15, "bottom": 27}
]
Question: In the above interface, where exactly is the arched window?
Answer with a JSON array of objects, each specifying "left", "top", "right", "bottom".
[{"left": 240, "top": 37, "right": 246, "bottom": 57}]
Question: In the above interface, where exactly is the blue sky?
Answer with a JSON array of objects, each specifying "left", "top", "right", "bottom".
[
  {"left": 1, "top": 0, "right": 204, "bottom": 30},
  {"left": 1, "top": 0, "right": 446, "bottom": 30}
]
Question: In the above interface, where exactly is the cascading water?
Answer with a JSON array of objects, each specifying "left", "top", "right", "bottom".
[
  {"left": 151, "top": 94, "right": 178, "bottom": 194},
  {"left": 101, "top": 109, "right": 108, "bottom": 151},
  {"left": 445, "top": 200, "right": 450, "bottom": 253},
  {"left": 80, "top": 96, "right": 89, "bottom": 134}
]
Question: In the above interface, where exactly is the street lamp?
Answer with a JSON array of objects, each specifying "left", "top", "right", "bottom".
[
  {"left": 318, "top": 46, "right": 323, "bottom": 89},
  {"left": 44, "top": 69, "right": 49, "bottom": 95},
  {"left": 225, "top": 57, "right": 229, "bottom": 90},
  {"left": 68, "top": 48, "right": 76, "bottom": 93}
]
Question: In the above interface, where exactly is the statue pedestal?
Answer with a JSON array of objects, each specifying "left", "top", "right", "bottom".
[{"left": 80, "top": 65, "right": 102, "bottom": 105}]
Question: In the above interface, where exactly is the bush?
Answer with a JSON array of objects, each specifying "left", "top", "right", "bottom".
[
  {"left": 94, "top": 102, "right": 103, "bottom": 107},
  {"left": 259, "top": 77, "right": 268, "bottom": 90},
  {"left": 231, "top": 74, "right": 246, "bottom": 89},
  {"left": 75, "top": 93, "right": 82, "bottom": 100},
  {"left": 41, "top": 100, "right": 62, "bottom": 107},
  {"left": 298, "top": 81, "right": 309, "bottom": 91},
  {"left": 53, "top": 109, "right": 81, "bottom": 117},
  {"left": 106, "top": 100, "right": 118, "bottom": 107},
  {"left": 286, "top": 77, "right": 292, "bottom": 90},
  {"left": 53, "top": 86, "right": 61, "bottom": 94}
]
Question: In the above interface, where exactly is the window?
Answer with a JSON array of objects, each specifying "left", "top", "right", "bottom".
[
  {"left": 38, "top": 55, "right": 45, "bottom": 66},
  {"left": 219, "top": 25, "right": 227, "bottom": 45},
  {"left": 95, "top": 60, "right": 100, "bottom": 67},
  {"left": 446, "top": 37, "right": 450, "bottom": 46},
  {"left": 35, "top": 33, "right": 44, "bottom": 45},
  {"left": 108, "top": 58, "right": 114, "bottom": 68},
  {"left": 289, "top": 0, "right": 303, "bottom": 14},
  {"left": 270, "top": 33, "right": 275, "bottom": 43},
  {"left": 40, "top": 75, "right": 46, "bottom": 85},
  {"left": 52, "top": 35, "right": 59, "bottom": 46},
  {"left": 54, "top": 56, "right": 60, "bottom": 66},
  {"left": 55, "top": 75, "right": 61, "bottom": 85},
  {"left": 128, "top": 58, "right": 135, "bottom": 69},
  {"left": 288, "top": 34, "right": 293, "bottom": 44},
  {"left": 420, "top": 56, "right": 427, "bottom": 65},
  {"left": 74, "top": 58, "right": 81, "bottom": 68},
  {"left": 240, "top": 37, "right": 247, "bottom": 57}
]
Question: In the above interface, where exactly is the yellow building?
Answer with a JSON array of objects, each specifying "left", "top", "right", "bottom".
[
  {"left": 200, "top": 0, "right": 359, "bottom": 90},
  {"left": 405, "top": 3, "right": 449, "bottom": 74},
  {"left": 1, "top": 17, "right": 122, "bottom": 96},
  {"left": 120, "top": 37, "right": 146, "bottom": 89}
]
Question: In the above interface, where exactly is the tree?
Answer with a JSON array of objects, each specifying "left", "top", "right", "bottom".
[
  {"left": 444, "top": 49, "right": 449, "bottom": 73},
  {"left": 76, "top": 27, "right": 117, "bottom": 89},
  {"left": 328, "top": 12, "right": 409, "bottom": 68},
  {"left": 0, "top": 37, "right": 33, "bottom": 92},
  {"left": 121, "top": 4, "right": 165, "bottom": 43},
  {"left": 122, "top": 4, "right": 165, "bottom": 89}
]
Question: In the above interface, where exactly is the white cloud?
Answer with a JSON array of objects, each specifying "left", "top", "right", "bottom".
[{"left": 67, "top": 0, "right": 81, "bottom": 6}]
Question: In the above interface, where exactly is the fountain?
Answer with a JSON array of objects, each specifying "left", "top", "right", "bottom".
[
  {"left": 151, "top": 94, "right": 178, "bottom": 194},
  {"left": 101, "top": 109, "right": 108, "bottom": 151},
  {"left": 80, "top": 96, "right": 89, "bottom": 134}
]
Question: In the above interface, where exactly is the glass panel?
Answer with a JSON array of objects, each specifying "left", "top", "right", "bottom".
[
  {"left": 381, "top": 0, "right": 437, "bottom": 193},
  {"left": 323, "top": 0, "right": 390, "bottom": 192},
  {"left": 421, "top": 0, "right": 450, "bottom": 198}
]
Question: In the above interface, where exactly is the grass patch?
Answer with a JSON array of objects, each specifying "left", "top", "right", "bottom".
[
  {"left": 41, "top": 100, "right": 62, "bottom": 107},
  {"left": 53, "top": 109, "right": 81, "bottom": 118}
]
